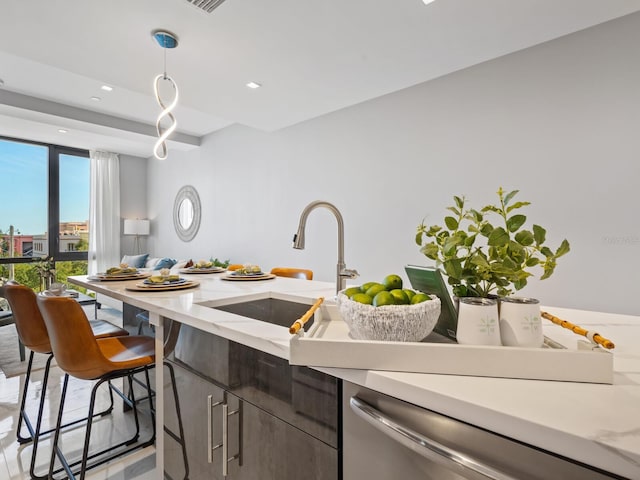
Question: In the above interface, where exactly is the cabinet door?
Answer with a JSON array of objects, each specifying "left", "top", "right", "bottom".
[
  {"left": 231, "top": 392, "right": 338, "bottom": 480},
  {"left": 164, "top": 361, "right": 225, "bottom": 480}
]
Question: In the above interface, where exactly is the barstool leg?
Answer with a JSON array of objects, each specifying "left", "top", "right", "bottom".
[
  {"left": 16, "top": 350, "right": 36, "bottom": 444},
  {"left": 28, "top": 354, "right": 54, "bottom": 480},
  {"left": 166, "top": 361, "right": 190, "bottom": 480},
  {"left": 49, "top": 373, "right": 71, "bottom": 479}
]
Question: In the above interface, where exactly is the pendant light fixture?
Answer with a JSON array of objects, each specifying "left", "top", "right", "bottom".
[{"left": 152, "top": 30, "right": 179, "bottom": 160}]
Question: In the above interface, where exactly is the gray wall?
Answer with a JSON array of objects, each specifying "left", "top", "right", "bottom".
[
  {"left": 146, "top": 13, "right": 640, "bottom": 315},
  {"left": 119, "top": 153, "right": 148, "bottom": 257}
]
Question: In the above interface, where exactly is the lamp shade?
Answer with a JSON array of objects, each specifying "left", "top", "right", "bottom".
[{"left": 123, "top": 219, "right": 150, "bottom": 235}]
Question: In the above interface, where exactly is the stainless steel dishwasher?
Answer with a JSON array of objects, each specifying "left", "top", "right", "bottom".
[{"left": 343, "top": 381, "right": 622, "bottom": 480}]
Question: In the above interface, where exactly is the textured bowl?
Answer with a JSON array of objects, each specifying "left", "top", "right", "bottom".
[{"left": 337, "top": 292, "right": 441, "bottom": 342}]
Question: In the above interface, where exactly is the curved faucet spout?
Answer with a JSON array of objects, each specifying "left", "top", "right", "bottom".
[{"left": 292, "top": 200, "right": 358, "bottom": 294}]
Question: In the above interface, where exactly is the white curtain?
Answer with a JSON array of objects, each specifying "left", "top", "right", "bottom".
[{"left": 88, "top": 151, "right": 120, "bottom": 275}]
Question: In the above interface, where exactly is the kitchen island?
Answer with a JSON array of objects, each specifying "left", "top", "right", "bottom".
[{"left": 68, "top": 274, "right": 640, "bottom": 479}]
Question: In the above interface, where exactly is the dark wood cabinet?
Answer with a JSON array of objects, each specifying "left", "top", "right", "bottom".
[{"left": 163, "top": 323, "right": 340, "bottom": 480}]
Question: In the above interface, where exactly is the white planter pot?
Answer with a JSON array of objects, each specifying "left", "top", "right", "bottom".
[
  {"left": 499, "top": 296, "right": 543, "bottom": 347},
  {"left": 456, "top": 297, "right": 501, "bottom": 346}
]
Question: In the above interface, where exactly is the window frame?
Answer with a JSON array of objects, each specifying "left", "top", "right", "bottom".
[{"left": 0, "top": 135, "right": 89, "bottom": 266}]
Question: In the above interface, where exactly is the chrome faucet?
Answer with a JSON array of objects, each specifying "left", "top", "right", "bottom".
[{"left": 292, "top": 200, "right": 359, "bottom": 294}]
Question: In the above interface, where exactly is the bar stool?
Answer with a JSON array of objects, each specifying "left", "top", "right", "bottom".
[
  {"left": 37, "top": 295, "right": 156, "bottom": 480},
  {"left": 270, "top": 267, "right": 314, "bottom": 280},
  {"left": 0, "top": 282, "right": 129, "bottom": 479}
]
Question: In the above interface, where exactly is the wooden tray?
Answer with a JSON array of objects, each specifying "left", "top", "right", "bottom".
[
  {"left": 88, "top": 273, "right": 150, "bottom": 281},
  {"left": 221, "top": 273, "right": 276, "bottom": 281},
  {"left": 125, "top": 280, "right": 200, "bottom": 291},
  {"left": 289, "top": 307, "right": 614, "bottom": 384}
]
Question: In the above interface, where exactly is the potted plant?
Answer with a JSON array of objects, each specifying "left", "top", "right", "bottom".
[{"left": 415, "top": 187, "right": 570, "bottom": 299}]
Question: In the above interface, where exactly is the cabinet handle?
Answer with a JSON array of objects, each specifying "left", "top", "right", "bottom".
[
  {"left": 350, "top": 396, "right": 518, "bottom": 480},
  {"left": 222, "top": 403, "right": 241, "bottom": 477},
  {"left": 207, "top": 395, "right": 223, "bottom": 464}
]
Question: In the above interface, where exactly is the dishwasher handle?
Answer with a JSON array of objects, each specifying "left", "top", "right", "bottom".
[{"left": 350, "top": 396, "right": 518, "bottom": 480}]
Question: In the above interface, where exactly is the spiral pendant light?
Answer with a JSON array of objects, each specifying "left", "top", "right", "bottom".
[{"left": 152, "top": 30, "right": 179, "bottom": 160}]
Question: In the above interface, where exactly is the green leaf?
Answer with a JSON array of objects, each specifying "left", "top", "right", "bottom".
[
  {"left": 446, "top": 206, "right": 460, "bottom": 216},
  {"left": 540, "top": 246, "right": 553, "bottom": 258},
  {"left": 506, "top": 201, "right": 531, "bottom": 213},
  {"left": 480, "top": 224, "right": 493, "bottom": 237},
  {"left": 454, "top": 196, "right": 464, "bottom": 209},
  {"left": 555, "top": 239, "right": 571, "bottom": 257},
  {"left": 514, "top": 230, "right": 534, "bottom": 246},
  {"left": 443, "top": 235, "right": 462, "bottom": 255},
  {"left": 487, "top": 227, "right": 509, "bottom": 247},
  {"left": 470, "top": 254, "right": 490, "bottom": 267},
  {"left": 532, "top": 224, "right": 546, "bottom": 245},
  {"left": 468, "top": 209, "right": 483, "bottom": 223},
  {"left": 444, "top": 216, "right": 459, "bottom": 230},
  {"left": 525, "top": 257, "right": 540, "bottom": 267},
  {"left": 443, "top": 259, "right": 463, "bottom": 281},
  {"left": 415, "top": 231, "right": 424, "bottom": 245},
  {"left": 506, "top": 214, "right": 526, "bottom": 232},
  {"left": 464, "top": 234, "right": 477, "bottom": 247},
  {"left": 420, "top": 243, "right": 440, "bottom": 260},
  {"left": 503, "top": 189, "right": 519, "bottom": 206},
  {"left": 481, "top": 205, "right": 502, "bottom": 214}
]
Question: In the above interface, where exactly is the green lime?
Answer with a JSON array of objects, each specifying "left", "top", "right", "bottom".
[
  {"left": 365, "top": 284, "right": 386, "bottom": 297},
  {"left": 390, "top": 289, "right": 409, "bottom": 304},
  {"left": 360, "top": 282, "right": 378, "bottom": 293},
  {"left": 351, "top": 293, "right": 373, "bottom": 305},
  {"left": 344, "top": 287, "right": 362, "bottom": 298},
  {"left": 410, "top": 293, "right": 431, "bottom": 304},
  {"left": 403, "top": 289, "right": 416, "bottom": 302},
  {"left": 373, "top": 291, "right": 396, "bottom": 307},
  {"left": 382, "top": 274, "right": 403, "bottom": 290}
]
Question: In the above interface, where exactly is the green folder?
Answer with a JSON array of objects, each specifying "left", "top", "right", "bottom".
[{"left": 405, "top": 265, "right": 458, "bottom": 341}]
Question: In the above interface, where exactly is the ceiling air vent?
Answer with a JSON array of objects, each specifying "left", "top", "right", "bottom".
[{"left": 185, "top": 0, "right": 227, "bottom": 13}]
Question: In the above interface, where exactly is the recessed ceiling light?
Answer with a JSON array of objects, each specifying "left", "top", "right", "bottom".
[
  {"left": 90, "top": 96, "right": 101, "bottom": 101},
  {"left": 101, "top": 85, "right": 113, "bottom": 92},
  {"left": 58, "top": 129, "right": 68, "bottom": 133},
  {"left": 246, "top": 81, "right": 262, "bottom": 89}
]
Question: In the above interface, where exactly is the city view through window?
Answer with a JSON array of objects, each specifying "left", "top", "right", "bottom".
[{"left": 0, "top": 137, "right": 90, "bottom": 293}]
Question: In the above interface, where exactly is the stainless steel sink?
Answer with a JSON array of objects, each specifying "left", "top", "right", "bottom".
[{"left": 199, "top": 295, "right": 316, "bottom": 331}]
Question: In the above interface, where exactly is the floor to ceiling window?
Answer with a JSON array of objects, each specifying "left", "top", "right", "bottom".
[{"left": 0, "top": 136, "right": 90, "bottom": 291}]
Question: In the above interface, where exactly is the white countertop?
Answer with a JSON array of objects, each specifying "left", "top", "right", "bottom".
[{"left": 69, "top": 274, "right": 640, "bottom": 478}]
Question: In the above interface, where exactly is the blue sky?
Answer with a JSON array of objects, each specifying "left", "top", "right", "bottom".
[{"left": 0, "top": 139, "right": 89, "bottom": 235}]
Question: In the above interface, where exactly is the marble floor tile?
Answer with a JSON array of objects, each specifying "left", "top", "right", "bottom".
[{"left": 0, "top": 309, "right": 157, "bottom": 479}]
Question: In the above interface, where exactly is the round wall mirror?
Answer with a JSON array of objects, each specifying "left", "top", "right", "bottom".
[{"left": 173, "top": 185, "right": 201, "bottom": 242}]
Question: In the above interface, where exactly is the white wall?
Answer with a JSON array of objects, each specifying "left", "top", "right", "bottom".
[{"left": 147, "top": 13, "right": 640, "bottom": 315}]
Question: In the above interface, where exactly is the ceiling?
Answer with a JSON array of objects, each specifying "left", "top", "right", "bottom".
[{"left": 1, "top": 0, "right": 640, "bottom": 158}]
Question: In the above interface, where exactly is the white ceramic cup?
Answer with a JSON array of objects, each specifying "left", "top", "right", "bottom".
[
  {"left": 456, "top": 297, "right": 501, "bottom": 346},
  {"left": 49, "top": 282, "right": 66, "bottom": 295},
  {"left": 499, "top": 296, "right": 543, "bottom": 347}
]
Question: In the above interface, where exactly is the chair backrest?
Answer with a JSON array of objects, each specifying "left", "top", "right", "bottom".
[
  {"left": 36, "top": 296, "right": 107, "bottom": 380},
  {"left": 0, "top": 281, "right": 51, "bottom": 354},
  {"left": 270, "top": 267, "right": 313, "bottom": 280}
]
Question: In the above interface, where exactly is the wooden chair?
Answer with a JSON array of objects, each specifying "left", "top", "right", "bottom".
[
  {"left": 37, "top": 295, "right": 155, "bottom": 480},
  {"left": 270, "top": 267, "right": 314, "bottom": 280},
  {"left": 0, "top": 282, "right": 129, "bottom": 480}
]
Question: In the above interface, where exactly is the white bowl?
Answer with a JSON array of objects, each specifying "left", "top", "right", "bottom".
[{"left": 337, "top": 292, "right": 441, "bottom": 342}]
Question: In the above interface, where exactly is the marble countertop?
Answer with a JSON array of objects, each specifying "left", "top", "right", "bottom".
[{"left": 69, "top": 274, "right": 640, "bottom": 478}]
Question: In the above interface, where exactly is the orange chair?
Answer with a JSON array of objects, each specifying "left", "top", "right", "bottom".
[
  {"left": 270, "top": 267, "right": 314, "bottom": 280},
  {"left": 0, "top": 282, "right": 129, "bottom": 479},
  {"left": 37, "top": 295, "right": 155, "bottom": 480}
]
